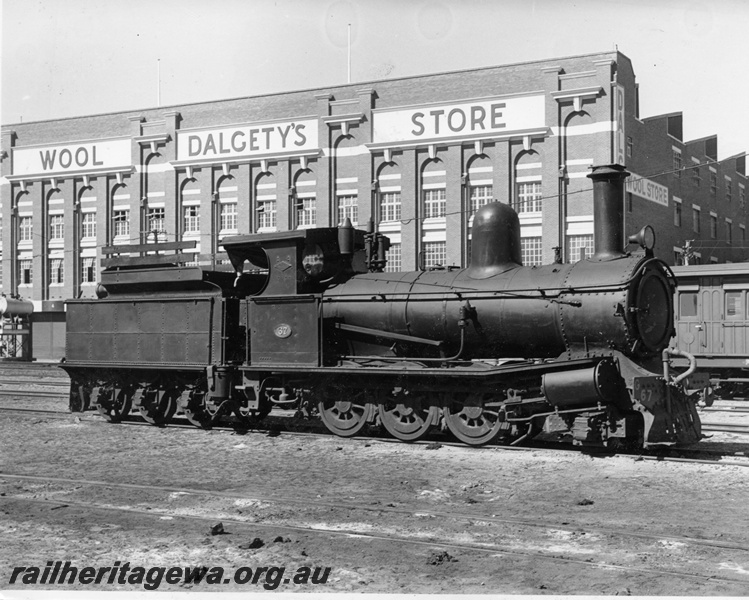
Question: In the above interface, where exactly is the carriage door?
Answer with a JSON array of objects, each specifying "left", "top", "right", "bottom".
[
  {"left": 700, "top": 280, "right": 722, "bottom": 354},
  {"left": 676, "top": 285, "right": 700, "bottom": 354},
  {"left": 722, "top": 285, "right": 749, "bottom": 357}
]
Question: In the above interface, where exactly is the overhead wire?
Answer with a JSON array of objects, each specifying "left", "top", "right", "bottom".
[{"left": 4, "top": 152, "right": 748, "bottom": 263}]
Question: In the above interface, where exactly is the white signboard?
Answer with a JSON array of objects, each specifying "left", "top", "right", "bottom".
[
  {"left": 177, "top": 118, "right": 318, "bottom": 162},
  {"left": 626, "top": 172, "right": 669, "bottom": 206},
  {"left": 12, "top": 138, "right": 131, "bottom": 177},
  {"left": 372, "top": 94, "right": 545, "bottom": 145},
  {"left": 614, "top": 84, "right": 626, "bottom": 166}
]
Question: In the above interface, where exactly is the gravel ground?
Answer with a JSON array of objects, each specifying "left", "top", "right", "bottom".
[{"left": 1, "top": 404, "right": 749, "bottom": 595}]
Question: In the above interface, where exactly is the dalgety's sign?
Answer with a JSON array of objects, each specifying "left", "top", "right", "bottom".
[
  {"left": 177, "top": 118, "right": 318, "bottom": 162},
  {"left": 372, "top": 94, "right": 545, "bottom": 145},
  {"left": 626, "top": 172, "right": 669, "bottom": 206},
  {"left": 12, "top": 138, "right": 131, "bottom": 177}
]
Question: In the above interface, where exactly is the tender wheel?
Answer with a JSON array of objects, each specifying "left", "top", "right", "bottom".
[
  {"left": 180, "top": 389, "right": 213, "bottom": 429},
  {"left": 318, "top": 389, "right": 376, "bottom": 437},
  {"left": 379, "top": 391, "right": 440, "bottom": 442},
  {"left": 137, "top": 387, "right": 178, "bottom": 426},
  {"left": 94, "top": 386, "right": 132, "bottom": 423},
  {"left": 444, "top": 393, "right": 505, "bottom": 446}
]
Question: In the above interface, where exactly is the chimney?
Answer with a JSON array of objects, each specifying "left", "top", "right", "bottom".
[{"left": 587, "top": 164, "right": 630, "bottom": 261}]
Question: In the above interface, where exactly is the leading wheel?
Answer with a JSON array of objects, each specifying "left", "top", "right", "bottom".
[
  {"left": 444, "top": 393, "right": 505, "bottom": 446},
  {"left": 379, "top": 391, "right": 440, "bottom": 442},
  {"left": 318, "top": 389, "right": 376, "bottom": 437}
]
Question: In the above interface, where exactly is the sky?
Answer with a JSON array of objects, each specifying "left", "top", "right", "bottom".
[{"left": 1, "top": 0, "right": 747, "bottom": 161}]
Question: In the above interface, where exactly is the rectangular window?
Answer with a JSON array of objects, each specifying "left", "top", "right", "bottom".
[
  {"left": 710, "top": 170, "right": 718, "bottom": 195},
  {"left": 726, "top": 291, "right": 742, "bottom": 318},
  {"left": 220, "top": 203, "right": 238, "bottom": 232},
  {"left": 673, "top": 149, "right": 682, "bottom": 177},
  {"left": 147, "top": 207, "right": 165, "bottom": 240},
  {"left": 566, "top": 234, "right": 594, "bottom": 263},
  {"left": 81, "top": 257, "right": 96, "bottom": 284},
  {"left": 742, "top": 227, "right": 746, "bottom": 244},
  {"left": 81, "top": 212, "right": 97, "bottom": 239},
  {"left": 679, "top": 292, "right": 698, "bottom": 318},
  {"left": 692, "top": 164, "right": 701, "bottom": 187},
  {"left": 710, "top": 215, "right": 717, "bottom": 239},
  {"left": 516, "top": 182, "right": 542, "bottom": 213},
  {"left": 49, "top": 215, "right": 64, "bottom": 240},
  {"left": 520, "top": 237, "right": 543, "bottom": 266},
  {"left": 113, "top": 210, "right": 130, "bottom": 238},
  {"left": 469, "top": 185, "right": 493, "bottom": 216},
  {"left": 384, "top": 243, "right": 402, "bottom": 272},
  {"left": 380, "top": 192, "right": 401, "bottom": 222},
  {"left": 674, "top": 250, "right": 682, "bottom": 265},
  {"left": 422, "top": 241, "right": 446, "bottom": 269},
  {"left": 19, "top": 259, "right": 32, "bottom": 285},
  {"left": 19, "top": 217, "right": 33, "bottom": 242},
  {"left": 740, "top": 186, "right": 746, "bottom": 209},
  {"left": 337, "top": 194, "right": 358, "bottom": 225},
  {"left": 49, "top": 258, "right": 64, "bottom": 285},
  {"left": 257, "top": 200, "right": 277, "bottom": 229},
  {"left": 726, "top": 180, "right": 732, "bottom": 203},
  {"left": 423, "top": 189, "right": 446, "bottom": 219},
  {"left": 692, "top": 208, "right": 700, "bottom": 234},
  {"left": 674, "top": 202, "right": 682, "bottom": 227},
  {"left": 626, "top": 136, "right": 633, "bottom": 158},
  {"left": 183, "top": 205, "right": 200, "bottom": 233},
  {"left": 295, "top": 198, "right": 316, "bottom": 228},
  {"left": 727, "top": 221, "right": 732, "bottom": 245}
]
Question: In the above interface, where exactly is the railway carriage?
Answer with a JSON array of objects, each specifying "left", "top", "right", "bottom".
[
  {"left": 62, "top": 165, "right": 702, "bottom": 450},
  {"left": 672, "top": 263, "right": 749, "bottom": 398}
]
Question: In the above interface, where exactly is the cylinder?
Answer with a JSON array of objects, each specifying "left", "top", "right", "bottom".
[{"left": 541, "top": 360, "right": 625, "bottom": 408}]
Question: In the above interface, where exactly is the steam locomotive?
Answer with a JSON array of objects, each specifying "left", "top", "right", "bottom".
[{"left": 62, "top": 165, "right": 702, "bottom": 449}]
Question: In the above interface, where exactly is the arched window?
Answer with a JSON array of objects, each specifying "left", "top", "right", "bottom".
[
  {"left": 255, "top": 170, "right": 277, "bottom": 232},
  {"left": 513, "top": 150, "right": 543, "bottom": 265}
]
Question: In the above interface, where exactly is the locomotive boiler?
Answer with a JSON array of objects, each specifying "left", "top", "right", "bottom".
[{"left": 62, "top": 164, "right": 701, "bottom": 450}]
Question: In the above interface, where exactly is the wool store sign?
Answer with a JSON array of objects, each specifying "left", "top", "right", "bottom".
[{"left": 626, "top": 173, "right": 669, "bottom": 206}]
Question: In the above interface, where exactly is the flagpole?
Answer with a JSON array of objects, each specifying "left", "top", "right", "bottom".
[
  {"left": 347, "top": 24, "right": 351, "bottom": 83},
  {"left": 157, "top": 59, "right": 161, "bottom": 106}
]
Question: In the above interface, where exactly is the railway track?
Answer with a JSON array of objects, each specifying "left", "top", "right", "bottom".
[
  {"left": 1, "top": 471, "right": 748, "bottom": 586},
  {"left": 4, "top": 391, "right": 749, "bottom": 436},
  {"left": 2, "top": 403, "right": 749, "bottom": 469}
]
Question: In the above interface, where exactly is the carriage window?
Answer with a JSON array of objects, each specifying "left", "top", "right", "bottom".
[
  {"left": 679, "top": 292, "right": 698, "bottom": 318},
  {"left": 725, "top": 291, "right": 743, "bottom": 319}
]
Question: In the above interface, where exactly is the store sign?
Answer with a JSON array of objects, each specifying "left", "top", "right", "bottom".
[
  {"left": 177, "top": 118, "right": 318, "bottom": 162},
  {"left": 372, "top": 94, "right": 545, "bottom": 145},
  {"left": 12, "top": 138, "right": 131, "bottom": 177},
  {"left": 626, "top": 172, "right": 669, "bottom": 206}
]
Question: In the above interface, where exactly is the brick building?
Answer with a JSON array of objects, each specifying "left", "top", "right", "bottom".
[{"left": 1, "top": 50, "right": 746, "bottom": 308}]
